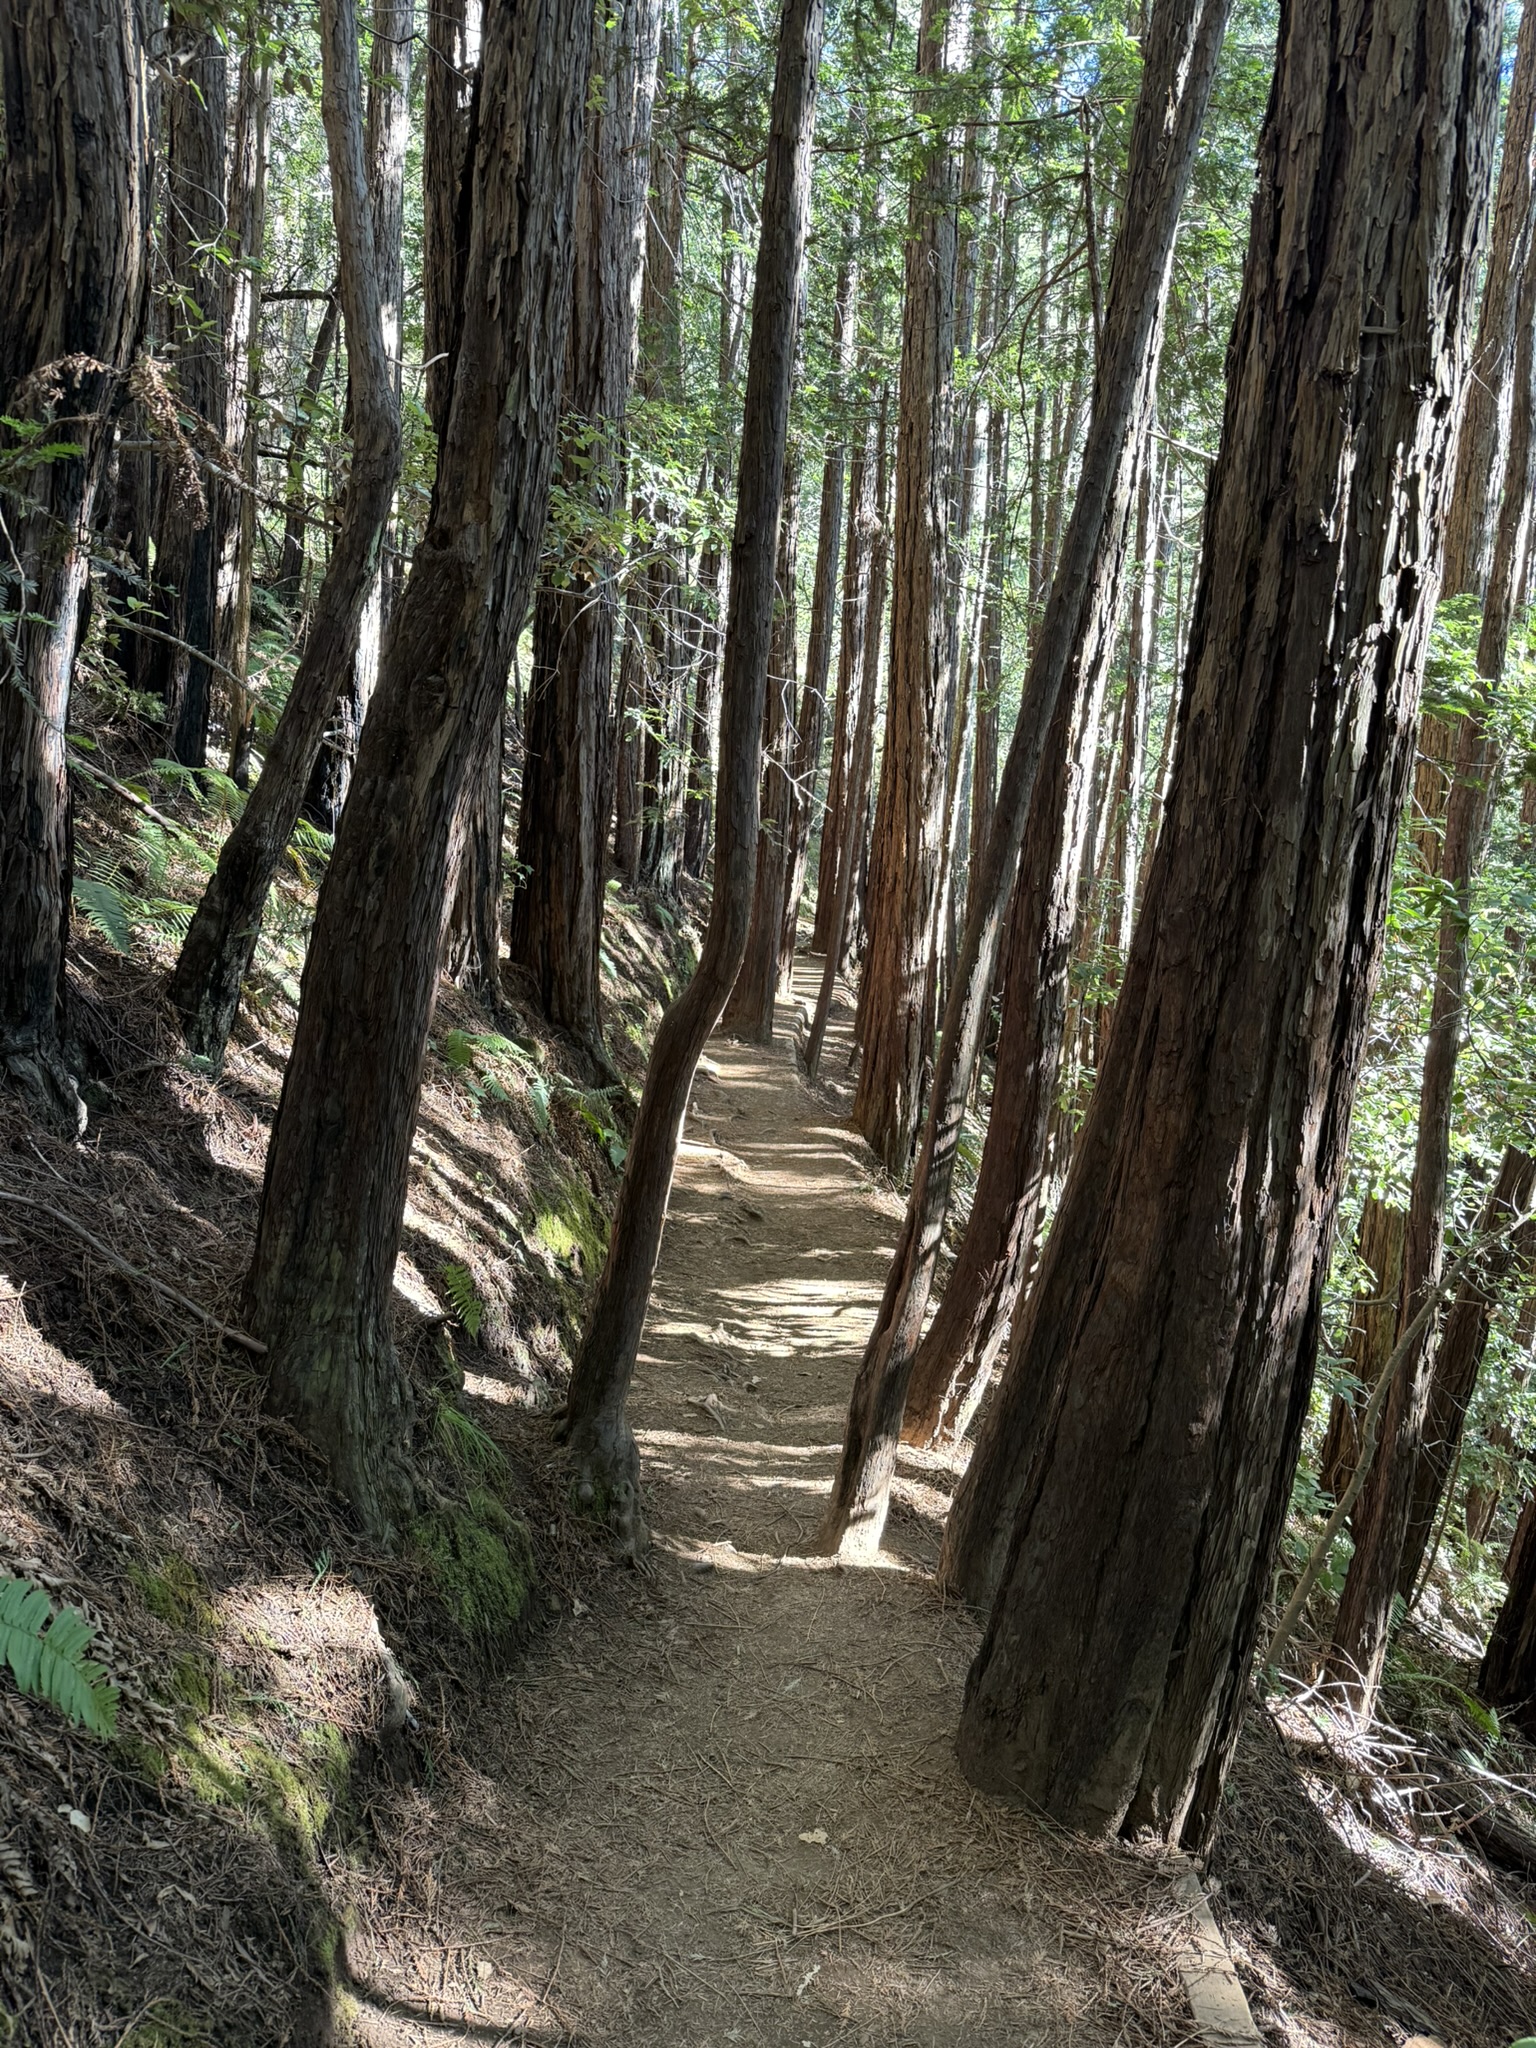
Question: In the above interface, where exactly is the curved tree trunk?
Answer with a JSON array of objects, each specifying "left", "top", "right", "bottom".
[
  {"left": 944, "top": 0, "right": 1498, "bottom": 1851},
  {"left": 0, "top": 0, "right": 152, "bottom": 1132},
  {"left": 244, "top": 0, "right": 595, "bottom": 1536},
  {"left": 509, "top": 0, "right": 662, "bottom": 1049},
  {"left": 168, "top": 0, "right": 402, "bottom": 1070},
  {"left": 559, "top": 0, "right": 825, "bottom": 1549},
  {"left": 305, "top": 0, "right": 415, "bottom": 832},
  {"left": 1396, "top": 1149, "right": 1536, "bottom": 1598},
  {"left": 819, "top": 0, "right": 1228, "bottom": 1557}
]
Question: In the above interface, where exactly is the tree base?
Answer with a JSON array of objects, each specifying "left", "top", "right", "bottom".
[
  {"left": 5, "top": 1046, "right": 87, "bottom": 1137},
  {"left": 561, "top": 1407, "right": 650, "bottom": 1558}
]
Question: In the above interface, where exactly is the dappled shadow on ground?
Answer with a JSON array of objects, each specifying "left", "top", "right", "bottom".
[{"left": 400, "top": 958, "right": 1195, "bottom": 2047}]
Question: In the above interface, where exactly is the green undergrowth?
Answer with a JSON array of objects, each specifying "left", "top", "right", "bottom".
[
  {"left": 532, "top": 1166, "right": 609, "bottom": 1280},
  {"left": 409, "top": 1487, "right": 534, "bottom": 1650},
  {"left": 118, "top": 2001, "right": 216, "bottom": 2048}
]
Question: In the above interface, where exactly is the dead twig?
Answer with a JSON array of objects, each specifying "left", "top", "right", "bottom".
[{"left": 0, "top": 1189, "right": 267, "bottom": 1354}]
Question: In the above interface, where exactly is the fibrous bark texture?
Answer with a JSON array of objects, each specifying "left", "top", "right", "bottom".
[
  {"left": 168, "top": 0, "right": 402, "bottom": 1069},
  {"left": 1328, "top": 101, "right": 1536, "bottom": 1717},
  {"left": 141, "top": 16, "right": 228, "bottom": 770},
  {"left": 851, "top": 0, "right": 963, "bottom": 1177},
  {"left": 0, "top": 0, "right": 152, "bottom": 1131},
  {"left": 1316, "top": 1197, "right": 1406, "bottom": 1504},
  {"left": 946, "top": 0, "right": 1499, "bottom": 1850},
  {"left": 560, "top": 0, "right": 825, "bottom": 1548},
  {"left": 820, "top": 0, "right": 1227, "bottom": 1557},
  {"left": 510, "top": 0, "right": 661, "bottom": 1049},
  {"left": 243, "top": 0, "right": 595, "bottom": 1535}
]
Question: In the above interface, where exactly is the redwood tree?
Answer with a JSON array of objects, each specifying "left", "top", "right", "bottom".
[
  {"left": 560, "top": 0, "right": 825, "bottom": 1546},
  {"left": 140, "top": 12, "right": 228, "bottom": 770},
  {"left": 509, "top": 0, "right": 662, "bottom": 1053},
  {"left": 945, "top": 0, "right": 1499, "bottom": 1848},
  {"left": 168, "top": 0, "right": 402, "bottom": 1068},
  {"left": 820, "top": 0, "right": 1228, "bottom": 1556},
  {"left": 0, "top": 0, "right": 152, "bottom": 1130},
  {"left": 243, "top": 0, "right": 596, "bottom": 1532}
]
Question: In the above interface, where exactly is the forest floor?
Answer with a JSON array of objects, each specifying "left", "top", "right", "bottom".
[
  {"left": 337, "top": 959, "right": 1198, "bottom": 2047},
  {"left": 3, "top": 811, "right": 1535, "bottom": 2046}
]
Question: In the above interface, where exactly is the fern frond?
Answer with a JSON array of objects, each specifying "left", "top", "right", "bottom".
[
  {"left": 440, "top": 1262, "right": 485, "bottom": 1341},
  {"left": 0, "top": 1577, "right": 119, "bottom": 1735},
  {"left": 72, "top": 875, "right": 132, "bottom": 953}
]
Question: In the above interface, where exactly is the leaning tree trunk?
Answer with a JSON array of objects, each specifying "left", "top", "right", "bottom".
[
  {"left": 1328, "top": 140, "right": 1536, "bottom": 1718},
  {"left": 0, "top": 0, "right": 152, "bottom": 1132},
  {"left": 1316, "top": 1196, "right": 1407, "bottom": 1503},
  {"left": 242, "top": 0, "right": 597, "bottom": 1535},
  {"left": 139, "top": 16, "right": 228, "bottom": 771},
  {"left": 510, "top": 0, "right": 660, "bottom": 1050},
  {"left": 819, "top": 0, "right": 1228, "bottom": 1558},
  {"left": 943, "top": 0, "right": 1499, "bottom": 1853},
  {"left": 1395, "top": 1148, "right": 1536, "bottom": 1599},
  {"left": 899, "top": 609, "right": 1113, "bottom": 1448},
  {"left": 850, "top": 0, "right": 963, "bottom": 1177},
  {"left": 275, "top": 283, "right": 340, "bottom": 608},
  {"left": 558, "top": 0, "right": 825, "bottom": 1550},
  {"left": 244, "top": 0, "right": 593, "bottom": 1540},
  {"left": 306, "top": 0, "right": 414, "bottom": 832},
  {"left": 168, "top": 0, "right": 402, "bottom": 1070}
]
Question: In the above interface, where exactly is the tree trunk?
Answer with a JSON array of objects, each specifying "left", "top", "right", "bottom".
[
  {"left": 1317, "top": 1197, "right": 1407, "bottom": 1503},
  {"left": 805, "top": 391, "right": 889, "bottom": 1082},
  {"left": 168, "top": 0, "right": 402, "bottom": 1070},
  {"left": 683, "top": 169, "right": 751, "bottom": 881},
  {"left": 899, "top": 586, "right": 1114, "bottom": 1448},
  {"left": 0, "top": 0, "right": 152, "bottom": 1132},
  {"left": 943, "top": 0, "right": 1498, "bottom": 1852},
  {"left": 559, "top": 0, "right": 824, "bottom": 1550},
  {"left": 1482, "top": 1484, "right": 1536, "bottom": 1735},
  {"left": 275, "top": 284, "right": 340, "bottom": 608},
  {"left": 819, "top": 0, "right": 1227, "bottom": 1557},
  {"left": 633, "top": 39, "right": 689, "bottom": 897},
  {"left": 1328, "top": 110, "right": 1536, "bottom": 1716},
  {"left": 780, "top": 444, "right": 845, "bottom": 982},
  {"left": 851, "top": 0, "right": 966, "bottom": 1176},
  {"left": 444, "top": 710, "right": 506, "bottom": 1004},
  {"left": 139, "top": 17, "right": 228, "bottom": 770},
  {"left": 1395, "top": 1148, "right": 1536, "bottom": 1598},
  {"left": 1443, "top": 0, "right": 1536, "bottom": 600},
  {"left": 509, "top": 0, "right": 661, "bottom": 1049},
  {"left": 217, "top": 28, "right": 271, "bottom": 784},
  {"left": 306, "top": 0, "right": 414, "bottom": 831},
  {"left": 242, "top": 0, "right": 596, "bottom": 1533},
  {"left": 721, "top": 448, "right": 802, "bottom": 1041}
]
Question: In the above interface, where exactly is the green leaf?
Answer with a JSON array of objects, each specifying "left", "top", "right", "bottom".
[
  {"left": 440, "top": 1262, "right": 484, "bottom": 1341},
  {"left": 0, "top": 1576, "right": 119, "bottom": 1735},
  {"left": 72, "top": 875, "right": 131, "bottom": 953}
]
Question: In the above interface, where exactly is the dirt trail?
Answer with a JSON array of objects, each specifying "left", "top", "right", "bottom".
[{"left": 342, "top": 960, "right": 1187, "bottom": 2046}]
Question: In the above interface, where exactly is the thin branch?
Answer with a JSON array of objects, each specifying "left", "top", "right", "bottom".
[{"left": 0, "top": 1190, "right": 267, "bottom": 1354}]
